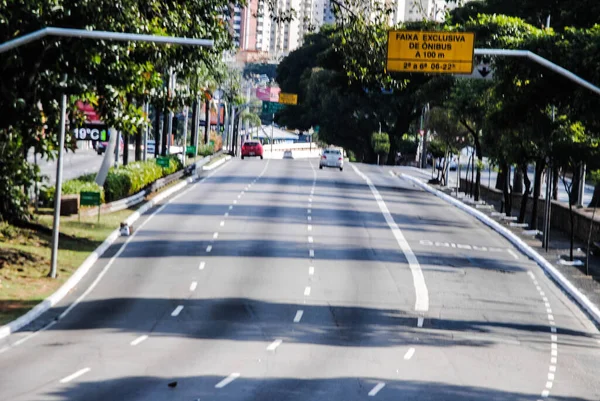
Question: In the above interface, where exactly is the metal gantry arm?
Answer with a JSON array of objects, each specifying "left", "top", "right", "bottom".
[
  {"left": 474, "top": 49, "right": 600, "bottom": 97},
  {"left": 0, "top": 27, "right": 213, "bottom": 54}
]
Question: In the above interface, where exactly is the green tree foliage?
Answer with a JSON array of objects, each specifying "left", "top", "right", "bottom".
[{"left": 0, "top": 0, "right": 235, "bottom": 222}]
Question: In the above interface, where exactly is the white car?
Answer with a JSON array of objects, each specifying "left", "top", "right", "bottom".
[{"left": 319, "top": 148, "right": 343, "bottom": 171}]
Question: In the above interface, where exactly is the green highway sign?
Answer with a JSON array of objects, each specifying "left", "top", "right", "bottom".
[
  {"left": 157, "top": 157, "right": 170, "bottom": 167},
  {"left": 262, "top": 101, "right": 286, "bottom": 114},
  {"left": 80, "top": 191, "right": 101, "bottom": 206}
]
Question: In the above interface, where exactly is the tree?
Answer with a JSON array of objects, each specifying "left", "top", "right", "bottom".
[
  {"left": 426, "top": 107, "right": 467, "bottom": 186},
  {"left": 0, "top": 0, "right": 234, "bottom": 222}
]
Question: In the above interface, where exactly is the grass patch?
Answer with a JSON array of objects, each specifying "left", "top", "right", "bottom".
[{"left": 0, "top": 208, "right": 135, "bottom": 326}]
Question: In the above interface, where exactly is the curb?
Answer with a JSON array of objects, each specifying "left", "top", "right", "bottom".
[
  {"left": 0, "top": 157, "right": 231, "bottom": 341},
  {"left": 400, "top": 172, "right": 600, "bottom": 326},
  {"left": 203, "top": 155, "right": 231, "bottom": 171}
]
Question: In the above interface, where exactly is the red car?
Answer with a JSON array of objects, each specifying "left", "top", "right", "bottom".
[{"left": 241, "top": 141, "right": 263, "bottom": 159}]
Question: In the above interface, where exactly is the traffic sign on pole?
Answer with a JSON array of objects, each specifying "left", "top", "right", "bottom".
[
  {"left": 386, "top": 31, "right": 475, "bottom": 74},
  {"left": 278, "top": 93, "right": 298, "bottom": 105}
]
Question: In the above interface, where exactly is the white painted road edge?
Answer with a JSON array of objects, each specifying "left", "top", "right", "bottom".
[
  {"left": 203, "top": 155, "right": 232, "bottom": 171},
  {"left": 0, "top": 158, "right": 233, "bottom": 341},
  {"left": 401, "top": 173, "right": 600, "bottom": 326},
  {"left": 352, "top": 164, "right": 429, "bottom": 314}
]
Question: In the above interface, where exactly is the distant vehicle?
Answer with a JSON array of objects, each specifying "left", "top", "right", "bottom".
[
  {"left": 319, "top": 148, "right": 343, "bottom": 171},
  {"left": 97, "top": 136, "right": 124, "bottom": 155},
  {"left": 436, "top": 156, "right": 458, "bottom": 171},
  {"left": 146, "top": 140, "right": 156, "bottom": 155},
  {"left": 283, "top": 150, "right": 293, "bottom": 159},
  {"left": 241, "top": 141, "right": 263, "bottom": 159}
]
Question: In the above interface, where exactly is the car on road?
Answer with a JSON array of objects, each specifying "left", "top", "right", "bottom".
[
  {"left": 241, "top": 141, "right": 263, "bottom": 159},
  {"left": 319, "top": 148, "right": 343, "bottom": 171},
  {"left": 436, "top": 156, "right": 458, "bottom": 171},
  {"left": 283, "top": 150, "right": 293, "bottom": 159}
]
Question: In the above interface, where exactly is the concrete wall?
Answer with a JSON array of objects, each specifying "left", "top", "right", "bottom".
[{"left": 459, "top": 178, "right": 600, "bottom": 245}]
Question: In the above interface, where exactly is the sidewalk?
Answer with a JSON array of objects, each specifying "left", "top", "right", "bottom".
[{"left": 396, "top": 167, "right": 600, "bottom": 326}]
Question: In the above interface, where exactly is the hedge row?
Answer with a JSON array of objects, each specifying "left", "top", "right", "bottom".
[{"left": 42, "top": 157, "right": 182, "bottom": 205}]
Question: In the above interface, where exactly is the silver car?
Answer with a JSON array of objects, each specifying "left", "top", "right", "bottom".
[{"left": 319, "top": 148, "right": 343, "bottom": 171}]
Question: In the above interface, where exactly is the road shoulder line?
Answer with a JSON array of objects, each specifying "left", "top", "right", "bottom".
[
  {"left": 401, "top": 172, "right": 600, "bottom": 326},
  {"left": 0, "top": 157, "right": 233, "bottom": 342}
]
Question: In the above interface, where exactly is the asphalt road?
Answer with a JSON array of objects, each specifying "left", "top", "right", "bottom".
[{"left": 1, "top": 159, "right": 599, "bottom": 400}]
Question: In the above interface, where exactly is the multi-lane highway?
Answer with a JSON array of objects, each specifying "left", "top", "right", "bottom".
[{"left": 1, "top": 158, "right": 599, "bottom": 400}]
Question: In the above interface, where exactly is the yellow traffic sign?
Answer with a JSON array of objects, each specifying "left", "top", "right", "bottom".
[
  {"left": 278, "top": 92, "right": 298, "bottom": 105},
  {"left": 386, "top": 30, "right": 475, "bottom": 74}
]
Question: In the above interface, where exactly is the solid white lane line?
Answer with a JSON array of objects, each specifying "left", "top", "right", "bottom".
[
  {"left": 404, "top": 348, "right": 415, "bottom": 360},
  {"left": 417, "top": 317, "right": 424, "bottom": 327},
  {"left": 351, "top": 164, "right": 429, "bottom": 313},
  {"left": 206, "top": 245, "right": 213, "bottom": 253},
  {"left": 220, "top": 221, "right": 225, "bottom": 227},
  {"left": 130, "top": 335, "right": 148, "bottom": 346},
  {"left": 60, "top": 368, "right": 91, "bottom": 383},
  {"left": 199, "top": 261, "right": 206, "bottom": 270},
  {"left": 309, "top": 249, "right": 314, "bottom": 258},
  {"left": 0, "top": 346, "right": 9, "bottom": 354},
  {"left": 294, "top": 310, "right": 304, "bottom": 323},
  {"left": 215, "top": 373, "right": 240, "bottom": 388},
  {"left": 171, "top": 305, "right": 184, "bottom": 317},
  {"left": 304, "top": 286, "right": 311, "bottom": 296},
  {"left": 308, "top": 266, "right": 315, "bottom": 275},
  {"left": 368, "top": 382, "right": 385, "bottom": 396},
  {"left": 308, "top": 225, "right": 312, "bottom": 231},
  {"left": 308, "top": 236, "right": 313, "bottom": 243},
  {"left": 266, "top": 339, "right": 283, "bottom": 351},
  {"left": 213, "top": 232, "right": 219, "bottom": 239},
  {"left": 190, "top": 281, "right": 198, "bottom": 291},
  {"left": 507, "top": 249, "right": 519, "bottom": 259}
]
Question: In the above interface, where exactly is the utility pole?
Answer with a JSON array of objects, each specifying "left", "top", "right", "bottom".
[{"left": 49, "top": 83, "right": 67, "bottom": 279}]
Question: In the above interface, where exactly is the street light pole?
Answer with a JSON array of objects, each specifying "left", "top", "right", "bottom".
[
  {"left": 271, "top": 114, "right": 274, "bottom": 154},
  {"left": 49, "top": 85, "right": 67, "bottom": 278}
]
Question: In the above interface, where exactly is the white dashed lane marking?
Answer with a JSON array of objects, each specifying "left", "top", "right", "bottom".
[
  {"left": 206, "top": 245, "right": 213, "bottom": 253},
  {"left": 294, "top": 310, "right": 304, "bottom": 323},
  {"left": 220, "top": 221, "right": 225, "bottom": 226},
  {"left": 190, "top": 281, "right": 198, "bottom": 291},
  {"left": 215, "top": 373, "right": 240, "bottom": 388},
  {"left": 171, "top": 305, "right": 184, "bottom": 317},
  {"left": 308, "top": 236, "right": 313, "bottom": 243},
  {"left": 309, "top": 249, "right": 314, "bottom": 258},
  {"left": 130, "top": 335, "right": 148, "bottom": 346},
  {"left": 368, "top": 382, "right": 385, "bottom": 396},
  {"left": 59, "top": 368, "right": 91, "bottom": 384},
  {"left": 417, "top": 317, "right": 424, "bottom": 327},
  {"left": 213, "top": 232, "right": 219, "bottom": 239},
  {"left": 199, "top": 261, "right": 206, "bottom": 270},
  {"left": 404, "top": 348, "right": 415, "bottom": 360},
  {"left": 304, "top": 286, "right": 311, "bottom": 296},
  {"left": 266, "top": 339, "right": 283, "bottom": 351},
  {"left": 308, "top": 225, "right": 312, "bottom": 231},
  {"left": 308, "top": 266, "right": 314, "bottom": 275}
]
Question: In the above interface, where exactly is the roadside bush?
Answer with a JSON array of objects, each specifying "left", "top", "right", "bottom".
[
  {"left": 42, "top": 158, "right": 184, "bottom": 205},
  {"left": 197, "top": 144, "right": 215, "bottom": 157},
  {"left": 40, "top": 176, "right": 104, "bottom": 205},
  {"left": 103, "top": 158, "right": 182, "bottom": 202},
  {"left": 210, "top": 132, "right": 223, "bottom": 151}
]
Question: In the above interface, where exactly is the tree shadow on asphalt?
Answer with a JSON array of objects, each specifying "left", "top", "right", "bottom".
[
  {"left": 35, "top": 297, "right": 597, "bottom": 346},
  {"left": 43, "top": 374, "right": 595, "bottom": 401}
]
